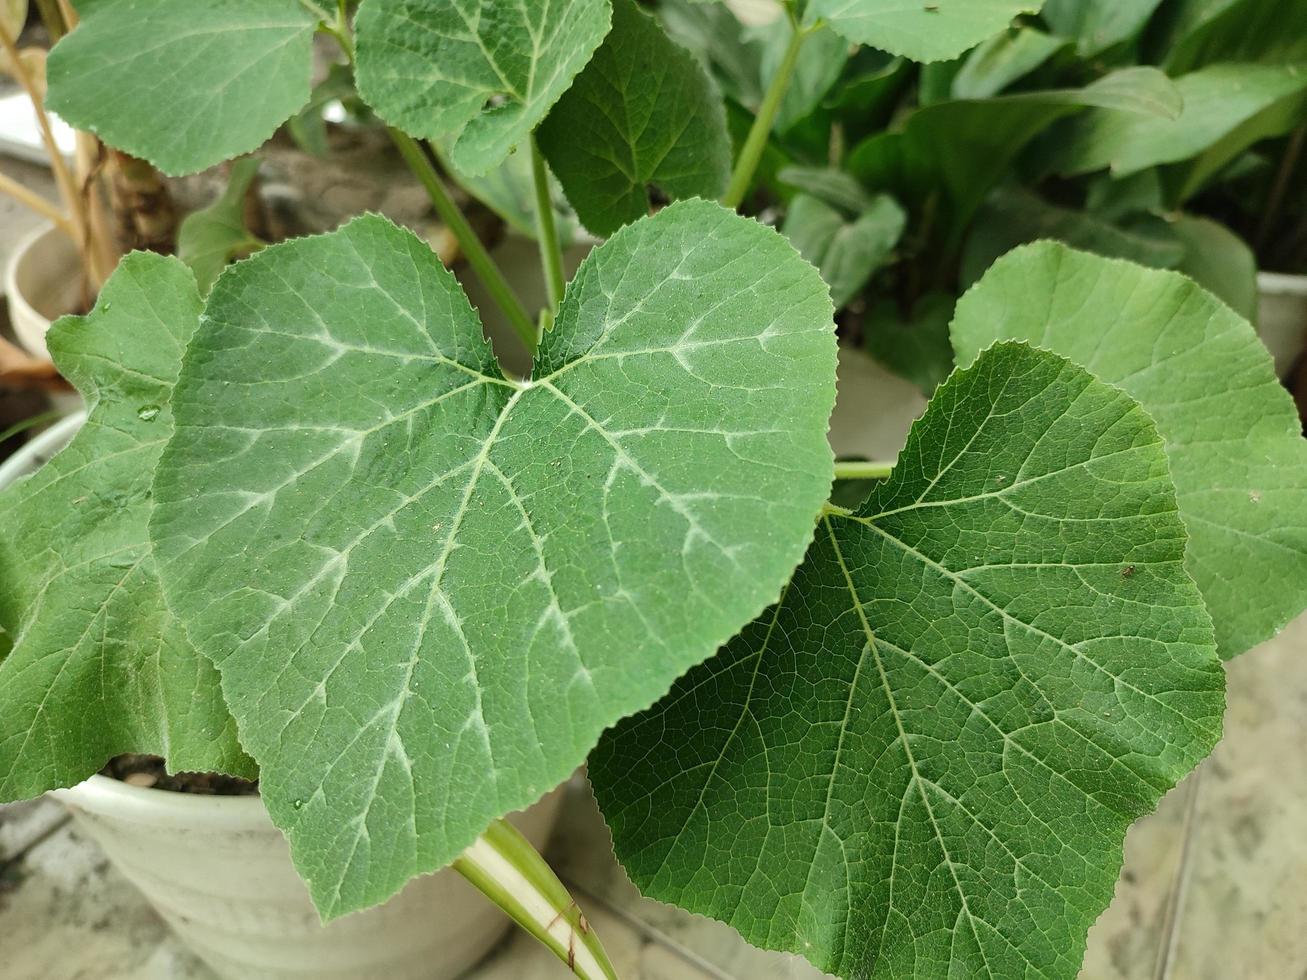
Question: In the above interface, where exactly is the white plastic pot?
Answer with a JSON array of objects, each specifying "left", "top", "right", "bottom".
[
  {"left": 0, "top": 416, "right": 565, "bottom": 980},
  {"left": 1257, "top": 271, "right": 1307, "bottom": 379},
  {"left": 4, "top": 222, "right": 84, "bottom": 361}
]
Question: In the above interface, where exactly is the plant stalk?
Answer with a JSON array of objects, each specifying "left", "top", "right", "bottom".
[
  {"left": 453, "top": 818, "right": 619, "bottom": 980},
  {"left": 1257, "top": 124, "right": 1306, "bottom": 255},
  {"left": 388, "top": 129, "right": 538, "bottom": 354},
  {"left": 0, "top": 170, "right": 73, "bottom": 233},
  {"left": 721, "top": 19, "right": 809, "bottom": 210},
  {"left": 834, "top": 460, "right": 895, "bottom": 481},
  {"left": 529, "top": 136, "right": 566, "bottom": 314}
]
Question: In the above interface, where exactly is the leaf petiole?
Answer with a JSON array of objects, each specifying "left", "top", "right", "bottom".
[
  {"left": 453, "top": 817, "right": 619, "bottom": 980},
  {"left": 530, "top": 136, "right": 567, "bottom": 314},
  {"left": 834, "top": 460, "right": 895, "bottom": 481}
]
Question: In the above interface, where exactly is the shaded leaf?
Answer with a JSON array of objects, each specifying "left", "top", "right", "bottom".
[
  {"left": 952, "top": 241, "right": 1307, "bottom": 657},
  {"left": 0, "top": 255, "right": 252, "bottom": 801},
  {"left": 1170, "top": 213, "right": 1258, "bottom": 322},
  {"left": 46, "top": 0, "right": 317, "bottom": 175},
  {"left": 150, "top": 202, "right": 837, "bottom": 919},
  {"left": 537, "top": 0, "right": 730, "bottom": 237},
  {"left": 354, "top": 0, "right": 612, "bottom": 176},
  {"left": 951, "top": 26, "right": 1071, "bottom": 100},
  {"left": 782, "top": 193, "right": 905, "bottom": 308},
  {"left": 177, "top": 157, "right": 262, "bottom": 295},
  {"left": 862, "top": 291, "right": 956, "bottom": 394},
  {"left": 1042, "top": 0, "right": 1164, "bottom": 56},
  {"left": 593, "top": 341, "right": 1224, "bottom": 980}
]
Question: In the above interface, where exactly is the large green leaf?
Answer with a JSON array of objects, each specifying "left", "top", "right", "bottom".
[
  {"left": 807, "top": 0, "right": 1045, "bottom": 63},
  {"left": 1043, "top": 62, "right": 1307, "bottom": 194},
  {"left": 0, "top": 255, "right": 251, "bottom": 800},
  {"left": 1041, "top": 0, "right": 1164, "bottom": 56},
  {"left": 782, "top": 192, "right": 905, "bottom": 308},
  {"left": 952, "top": 242, "right": 1307, "bottom": 657},
  {"left": 149, "top": 202, "right": 837, "bottom": 918},
  {"left": 537, "top": 0, "right": 730, "bottom": 237},
  {"left": 592, "top": 342, "right": 1224, "bottom": 980},
  {"left": 354, "top": 0, "right": 612, "bottom": 177},
  {"left": 46, "top": 0, "right": 317, "bottom": 175}
]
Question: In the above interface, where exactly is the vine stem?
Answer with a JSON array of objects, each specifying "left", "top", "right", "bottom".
[
  {"left": 530, "top": 136, "right": 566, "bottom": 315},
  {"left": 389, "top": 129, "right": 538, "bottom": 354},
  {"left": 721, "top": 15, "right": 810, "bottom": 210},
  {"left": 453, "top": 818, "right": 619, "bottom": 980},
  {"left": 834, "top": 460, "right": 894, "bottom": 481}
]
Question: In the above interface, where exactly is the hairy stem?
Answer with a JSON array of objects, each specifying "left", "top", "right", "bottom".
[
  {"left": 530, "top": 136, "right": 566, "bottom": 315},
  {"left": 834, "top": 460, "right": 895, "bottom": 481},
  {"left": 389, "top": 130, "right": 538, "bottom": 354},
  {"left": 454, "top": 818, "right": 619, "bottom": 980},
  {"left": 721, "top": 17, "right": 810, "bottom": 210}
]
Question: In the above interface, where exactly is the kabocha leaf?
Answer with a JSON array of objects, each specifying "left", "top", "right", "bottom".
[
  {"left": 782, "top": 193, "right": 905, "bottom": 309},
  {"left": 807, "top": 0, "right": 1045, "bottom": 63},
  {"left": 354, "top": 0, "right": 612, "bottom": 177},
  {"left": 46, "top": 0, "right": 317, "bottom": 176},
  {"left": 952, "top": 242, "right": 1307, "bottom": 658},
  {"left": 0, "top": 255, "right": 251, "bottom": 800},
  {"left": 537, "top": 0, "right": 730, "bottom": 237},
  {"left": 177, "top": 157, "right": 263, "bottom": 295},
  {"left": 592, "top": 342, "right": 1225, "bottom": 980},
  {"left": 149, "top": 203, "right": 838, "bottom": 919}
]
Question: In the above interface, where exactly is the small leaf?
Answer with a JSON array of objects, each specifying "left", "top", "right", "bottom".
[
  {"left": 952, "top": 241, "right": 1307, "bottom": 657},
  {"left": 1163, "top": 0, "right": 1307, "bottom": 74},
  {"left": 782, "top": 192, "right": 905, "bottom": 308},
  {"left": 150, "top": 202, "right": 837, "bottom": 919},
  {"left": 537, "top": 0, "right": 730, "bottom": 237},
  {"left": 1042, "top": 0, "right": 1164, "bottom": 56},
  {"left": 0, "top": 255, "right": 252, "bottom": 801},
  {"left": 354, "top": 0, "right": 612, "bottom": 177},
  {"left": 177, "top": 157, "right": 262, "bottom": 295},
  {"left": 807, "top": 0, "right": 1045, "bottom": 63},
  {"left": 951, "top": 26, "right": 1071, "bottom": 100},
  {"left": 46, "top": 0, "right": 318, "bottom": 175},
  {"left": 592, "top": 342, "right": 1224, "bottom": 980}
]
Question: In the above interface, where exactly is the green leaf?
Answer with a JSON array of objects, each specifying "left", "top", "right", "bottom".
[
  {"left": 763, "top": 16, "right": 849, "bottom": 133},
  {"left": 1162, "top": 0, "right": 1307, "bottom": 74},
  {"left": 1043, "top": 63, "right": 1307, "bottom": 192},
  {"left": 46, "top": 0, "right": 317, "bottom": 175},
  {"left": 778, "top": 166, "right": 874, "bottom": 213},
  {"left": 354, "top": 0, "right": 612, "bottom": 177},
  {"left": 807, "top": 0, "right": 1045, "bottom": 63},
  {"left": 952, "top": 242, "right": 1307, "bottom": 657},
  {"left": 177, "top": 157, "right": 263, "bottom": 296},
  {"left": 1042, "top": 0, "right": 1164, "bottom": 56},
  {"left": 658, "top": 0, "right": 765, "bottom": 110},
  {"left": 862, "top": 292, "right": 956, "bottom": 394},
  {"left": 951, "top": 27, "right": 1071, "bottom": 100},
  {"left": 960, "top": 185, "right": 1185, "bottom": 287},
  {"left": 0, "top": 255, "right": 252, "bottom": 801},
  {"left": 149, "top": 202, "right": 837, "bottom": 919},
  {"left": 592, "top": 341, "right": 1224, "bottom": 980},
  {"left": 782, "top": 193, "right": 905, "bottom": 308},
  {"left": 537, "top": 0, "right": 730, "bottom": 237},
  {"left": 1170, "top": 212, "right": 1258, "bottom": 323}
]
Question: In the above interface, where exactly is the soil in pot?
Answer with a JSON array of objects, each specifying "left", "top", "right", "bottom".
[{"left": 100, "top": 755, "right": 258, "bottom": 796}]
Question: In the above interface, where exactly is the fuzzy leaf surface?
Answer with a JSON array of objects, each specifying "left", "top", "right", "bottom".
[
  {"left": 354, "top": 0, "right": 612, "bottom": 176},
  {"left": 953, "top": 242, "right": 1307, "bottom": 657},
  {"left": 150, "top": 203, "right": 837, "bottom": 918},
  {"left": 46, "top": 0, "right": 317, "bottom": 175},
  {"left": 537, "top": 0, "right": 730, "bottom": 237},
  {"left": 0, "top": 255, "right": 250, "bottom": 800},
  {"left": 593, "top": 342, "right": 1224, "bottom": 979}
]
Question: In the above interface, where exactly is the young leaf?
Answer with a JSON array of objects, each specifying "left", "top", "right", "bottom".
[
  {"left": 592, "top": 342, "right": 1225, "bottom": 980},
  {"left": 354, "top": 0, "right": 612, "bottom": 177},
  {"left": 149, "top": 202, "right": 838, "bottom": 919},
  {"left": 952, "top": 242, "right": 1307, "bottom": 658},
  {"left": 177, "top": 157, "right": 263, "bottom": 295},
  {"left": 0, "top": 255, "right": 252, "bottom": 801},
  {"left": 536, "top": 0, "right": 730, "bottom": 237},
  {"left": 46, "top": 0, "right": 318, "bottom": 175},
  {"left": 808, "top": 0, "right": 1046, "bottom": 63},
  {"left": 782, "top": 193, "right": 905, "bottom": 309}
]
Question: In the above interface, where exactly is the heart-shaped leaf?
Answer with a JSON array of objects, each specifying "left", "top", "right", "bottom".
[
  {"left": 952, "top": 241, "right": 1307, "bottom": 658},
  {"left": 354, "top": 0, "right": 612, "bottom": 177},
  {"left": 150, "top": 201, "right": 837, "bottom": 918},
  {"left": 808, "top": 0, "right": 1045, "bottom": 63},
  {"left": 537, "top": 0, "right": 731, "bottom": 237},
  {"left": 0, "top": 254, "right": 251, "bottom": 800},
  {"left": 46, "top": 0, "right": 318, "bottom": 175},
  {"left": 592, "top": 341, "right": 1225, "bottom": 980}
]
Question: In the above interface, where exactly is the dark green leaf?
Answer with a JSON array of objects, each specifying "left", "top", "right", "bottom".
[
  {"left": 783, "top": 193, "right": 905, "bottom": 308},
  {"left": 862, "top": 292, "right": 956, "bottom": 394}
]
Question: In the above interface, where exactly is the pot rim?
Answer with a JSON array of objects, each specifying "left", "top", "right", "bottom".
[
  {"left": 54, "top": 773, "right": 269, "bottom": 830},
  {"left": 3, "top": 221, "right": 73, "bottom": 318},
  {"left": 0, "top": 410, "right": 85, "bottom": 489},
  {"left": 1257, "top": 270, "right": 1307, "bottom": 295}
]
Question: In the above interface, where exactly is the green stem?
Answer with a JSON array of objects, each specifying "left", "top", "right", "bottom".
[
  {"left": 389, "top": 129, "right": 538, "bottom": 354},
  {"left": 721, "top": 19, "right": 810, "bottom": 210},
  {"left": 834, "top": 460, "right": 894, "bottom": 481},
  {"left": 453, "top": 818, "right": 619, "bottom": 980},
  {"left": 0, "top": 410, "right": 65, "bottom": 446},
  {"left": 530, "top": 137, "right": 566, "bottom": 315}
]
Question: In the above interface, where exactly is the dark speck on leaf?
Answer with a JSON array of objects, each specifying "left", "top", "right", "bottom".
[{"left": 1120, "top": 565, "right": 1136, "bottom": 579}]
